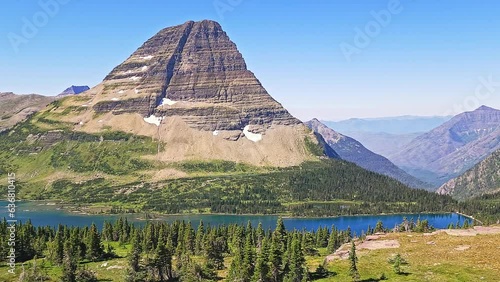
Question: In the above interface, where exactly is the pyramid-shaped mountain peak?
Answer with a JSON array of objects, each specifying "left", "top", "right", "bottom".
[
  {"left": 475, "top": 105, "right": 497, "bottom": 111},
  {"left": 99, "top": 19, "right": 300, "bottom": 132},
  {"left": 49, "top": 20, "right": 323, "bottom": 167}
]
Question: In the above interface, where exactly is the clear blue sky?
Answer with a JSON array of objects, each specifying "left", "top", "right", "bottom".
[{"left": 1, "top": 0, "right": 500, "bottom": 120}]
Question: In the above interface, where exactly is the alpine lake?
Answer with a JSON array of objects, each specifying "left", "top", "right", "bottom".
[{"left": 3, "top": 201, "right": 469, "bottom": 235}]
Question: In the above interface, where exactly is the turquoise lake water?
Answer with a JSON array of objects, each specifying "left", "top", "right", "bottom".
[{"left": 2, "top": 201, "right": 468, "bottom": 235}]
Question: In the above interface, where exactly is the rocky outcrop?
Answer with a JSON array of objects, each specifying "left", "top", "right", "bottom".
[
  {"left": 97, "top": 20, "right": 300, "bottom": 132},
  {"left": 93, "top": 97, "right": 156, "bottom": 116},
  {"left": 306, "top": 119, "right": 432, "bottom": 189}
]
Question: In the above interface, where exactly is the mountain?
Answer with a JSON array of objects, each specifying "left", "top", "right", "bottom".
[
  {"left": 338, "top": 131, "right": 422, "bottom": 157},
  {"left": 34, "top": 20, "right": 326, "bottom": 167},
  {"left": 305, "top": 119, "right": 432, "bottom": 190},
  {"left": 323, "top": 115, "right": 452, "bottom": 135},
  {"left": 322, "top": 116, "right": 451, "bottom": 159},
  {"left": 437, "top": 149, "right": 500, "bottom": 200},
  {"left": 390, "top": 106, "right": 500, "bottom": 187},
  {"left": 57, "top": 85, "right": 90, "bottom": 97},
  {"left": 0, "top": 20, "right": 456, "bottom": 216},
  {"left": 0, "top": 92, "right": 54, "bottom": 132}
]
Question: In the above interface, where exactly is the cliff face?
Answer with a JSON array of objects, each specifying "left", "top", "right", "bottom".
[
  {"left": 94, "top": 20, "right": 300, "bottom": 132},
  {"left": 35, "top": 20, "right": 322, "bottom": 167}
]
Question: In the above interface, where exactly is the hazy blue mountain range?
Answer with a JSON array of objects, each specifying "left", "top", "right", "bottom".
[
  {"left": 390, "top": 106, "right": 500, "bottom": 188},
  {"left": 306, "top": 119, "right": 432, "bottom": 190},
  {"left": 322, "top": 115, "right": 452, "bottom": 135},
  {"left": 339, "top": 131, "right": 422, "bottom": 157}
]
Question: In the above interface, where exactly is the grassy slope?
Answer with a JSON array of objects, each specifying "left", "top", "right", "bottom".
[
  {"left": 1, "top": 231, "right": 498, "bottom": 281},
  {"left": 0, "top": 104, "right": 458, "bottom": 217}
]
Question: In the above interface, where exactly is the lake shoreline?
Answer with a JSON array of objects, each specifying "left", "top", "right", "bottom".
[
  {"left": 3, "top": 200, "right": 471, "bottom": 234},
  {"left": 13, "top": 199, "right": 461, "bottom": 220}
]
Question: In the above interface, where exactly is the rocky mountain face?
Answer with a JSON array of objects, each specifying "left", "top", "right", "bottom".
[
  {"left": 33, "top": 20, "right": 326, "bottom": 167},
  {"left": 0, "top": 92, "right": 54, "bottom": 132},
  {"left": 305, "top": 119, "right": 431, "bottom": 189},
  {"left": 97, "top": 20, "right": 300, "bottom": 131},
  {"left": 57, "top": 85, "right": 90, "bottom": 97},
  {"left": 437, "top": 148, "right": 500, "bottom": 200},
  {"left": 390, "top": 106, "right": 500, "bottom": 187}
]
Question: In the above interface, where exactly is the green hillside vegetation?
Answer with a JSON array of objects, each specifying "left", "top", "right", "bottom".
[
  {"left": 445, "top": 149, "right": 500, "bottom": 200},
  {"left": 0, "top": 107, "right": 498, "bottom": 222},
  {"left": 459, "top": 191, "right": 500, "bottom": 224}
]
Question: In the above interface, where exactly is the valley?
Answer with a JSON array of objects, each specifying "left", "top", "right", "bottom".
[{"left": 1, "top": 7, "right": 499, "bottom": 281}]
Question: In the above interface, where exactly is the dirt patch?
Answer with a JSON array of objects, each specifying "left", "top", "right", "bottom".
[
  {"left": 326, "top": 250, "right": 350, "bottom": 262},
  {"left": 454, "top": 245, "right": 471, "bottom": 251},
  {"left": 442, "top": 226, "right": 500, "bottom": 236},
  {"left": 365, "top": 235, "right": 382, "bottom": 241},
  {"left": 423, "top": 230, "right": 445, "bottom": 236},
  {"left": 473, "top": 226, "right": 500, "bottom": 234},
  {"left": 358, "top": 239, "right": 400, "bottom": 250},
  {"left": 443, "top": 229, "right": 478, "bottom": 236}
]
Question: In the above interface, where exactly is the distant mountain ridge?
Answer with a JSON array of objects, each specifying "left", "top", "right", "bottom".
[
  {"left": 0, "top": 92, "right": 54, "bottom": 132},
  {"left": 390, "top": 106, "right": 500, "bottom": 187},
  {"left": 305, "top": 119, "right": 432, "bottom": 190},
  {"left": 339, "top": 131, "right": 422, "bottom": 157},
  {"left": 57, "top": 85, "right": 90, "bottom": 97},
  {"left": 437, "top": 148, "right": 500, "bottom": 200},
  {"left": 323, "top": 115, "right": 452, "bottom": 135}
]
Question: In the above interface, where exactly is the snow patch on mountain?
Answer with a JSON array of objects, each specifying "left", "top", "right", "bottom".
[
  {"left": 144, "top": 115, "right": 164, "bottom": 126},
  {"left": 243, "top": 125, "right": 262, "bottom": 142}
]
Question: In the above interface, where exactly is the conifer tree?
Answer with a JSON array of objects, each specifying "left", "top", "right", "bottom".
[
  {"left": 327, "top": 225, "right": 338, "bottom": 253},
  {"left": 228, "top": 247, "right": 245, "bottom": 281},
  {"left": 242, "top": 230, "right": 256, "bottom": 279},
  {"left": 349, "top": 241, "right": 360, "bottom": 282},
  {"left": 86, "top": 223, "right": 103, "bottom": 262},
  {"left": 268, "top": 235, "right": 282, "bottom": 282},
  {"left": 252, "top": 237, "right": 270, "bottom": 282},
  {"left": 54, "top": 224, "right": 65, "bottom": 264},
  {"left": 388, "top": 253, "right": 408, "bottom": 275},
  {"left": 205, "top": 229, "right": 225, "bottom": 270},
  {"left": 274, "top": 217, "right": 287, "bottom": 253},
  {"left": 284, "top": 234, "right": 308, "bottom": 282},
  {"left": 374, "top": 220, "right": 384, "bottom": 233},
  {"left": 62, "top": 241, "right": 77, "bottom": 282},
  {"left": 184, "top": 222, "right": 195, "bottom": 254},
  {"left": 256, "top": 222, "right": 265, "bottom": 249},
  {"left": 195, "top": 220, "right": 205, "bottom": 255},
  {"left": 154, "top": 243, "right": 173, "bottom": 281},
  {"left": 143, "top": 222, "right": 156, "bottom": 253}
]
